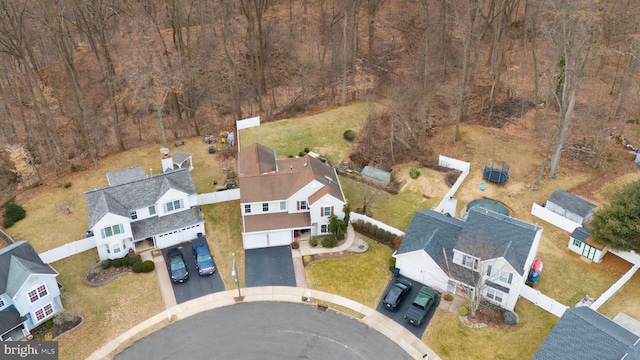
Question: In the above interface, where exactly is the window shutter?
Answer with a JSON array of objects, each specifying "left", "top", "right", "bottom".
[
  {"left": 331, "top": 207, "right": 334, "bottom": 215},
  {"left": 508, "top": 273, "right": 513, "bottom": 284},
  {"left": 487, "top": 265, "right": 492, "bottom": 276},
  {"left": 100, "top": 228, "right": 106, "bottom": 239},
  {"left": 120, "top": 224, "right": 125, "bottom": 233},
  {"left": 320, "top": 207, "right": 323, "bottom": 216},
  {"left": 297, "top": 202, "right": 300, "bottom": 210}
]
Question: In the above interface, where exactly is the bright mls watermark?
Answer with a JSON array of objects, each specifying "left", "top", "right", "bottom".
[{"left": 3, "top": 342, "right": 58, "bottom": 360}]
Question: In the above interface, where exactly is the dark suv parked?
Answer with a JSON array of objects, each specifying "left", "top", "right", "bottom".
[
  {"left": 167, "top": 248, "right": 189, "bottom": 283},
  {"left": 382, "top": 278, "right": 412, "bottom": 311},
  {"left": 192, "top": 242, "right": 215, "bottom": 276}
]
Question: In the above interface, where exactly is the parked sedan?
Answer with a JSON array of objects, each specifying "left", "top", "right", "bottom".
[
  {"left": 382, "top": 278, "right": 412, "bottom": 311},
  {"left": 167, "top": 248, "right": 189, "bottom": 283},
  {"left": 193, "top": 242, "right": 215, "bottom": 276}
]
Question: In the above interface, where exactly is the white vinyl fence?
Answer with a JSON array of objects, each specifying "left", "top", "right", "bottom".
[
  {"left": 591, "top": 263, "right": 640, "bottom": 310},
  {"left": 197, "top": 189, "right": 241, "bottom": 205},
  {"left": 350, "top": 213, "right": 405, "bottom": 237},
  {"left": 520, "top": 285, "right": 569, "bottom": 318},
  {"left": 435, "top": 156, "right": 470, "bottom": 213},
  {"left": 531, "top": 203, "right": 582, "bottom": 233},
  {"left": 39, "top": 236, "right": 97, "bottom": 264}
]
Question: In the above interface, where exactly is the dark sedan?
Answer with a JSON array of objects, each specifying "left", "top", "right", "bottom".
[
  {"left": 382, "top": 278, "right": 412, "bottom": 311},
  {"left": 167, "top": 248, "right": 189, "bottom": 283}
]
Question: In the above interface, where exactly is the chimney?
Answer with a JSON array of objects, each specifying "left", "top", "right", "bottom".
[{"left": 160, "top": 148, "right": 173, "bottom": 172}]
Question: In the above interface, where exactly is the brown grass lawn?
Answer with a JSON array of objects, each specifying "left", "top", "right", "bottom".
[
  {"left": 425, "top": 300, "right": 558, "bottom": 360},
  {"left": 305, "top": 237, "right": 393, "bottom": 308}
]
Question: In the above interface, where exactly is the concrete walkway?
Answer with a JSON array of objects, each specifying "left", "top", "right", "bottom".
[
  {"left": 142, "top": 251, "right": 177, "bottom": 309},
  {"left": 88, "top": 287, "right": 439, "bottom": 360},
  {"left": 292, "top": 224, "right": 359, "bottom": 288}
]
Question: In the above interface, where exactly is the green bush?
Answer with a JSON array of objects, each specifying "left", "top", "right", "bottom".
[
  {"left": 100, "top": 260, "right": 112, "bottom": 269},
  {"left": 443, "top": 293, "right": 454, "bottom": 301},
  {"left": 291, "top": 241, "right": 300, "bottom": 249},
  {"left": 409, "top": 168, "right": 421, "bottom": 179},
  {"left": 309, "top": 237, "right": 318, "bottom": 247},
  {"left": 503, "top": 310, "right": 520, "bottom": 325},
  {"left": 343, "top": 130, "right": 356, "bottom": 141},
  {"left": 388, "top": 257, "right": 396, "bottom": 269},
  {"left": 304, "top": 147, "right": 310, "bottom": 153},
  {"left": 111, "top": 258, "right": 124, "bottom": 268},
  {"left": 384, "top": 231, "right": 394, "bottom": 243},
  {"left": 126, "top": 255, "right": 141, "bottom": 266},
  {"left": 288, "top": 154, "right": 294, "bottom": 158},
  {"left": 321, "top": 236, "right": 337, "bottom": 248},
  {"left": 369, "top": 225, "right": 379, "bottom": 237},
  {"left": 375, "top": 228, "right": 386, "bottom": 240},
  {"left": 458, "top": 304, "right": 469, "bottom": 317},
  {"left": 3, "top": 199, "right": 26, "bottom": 228},
  {"left": 142, "top": 260, "right": 155, "bottom": 273},
  {"left": 63, "top": 182, "right": 72, "bottom": 188},
  {"left": 298, "top": 151, "right": 304, "bottom": 157},
  {"left": 45, "top": 319, "right": 53, "bottom": 329},
  {"left": 131, "top": 261, "right": 143, "bottom": 273},
  {"left": 362, "top": 222, "right": 371, "bottom": 234}
]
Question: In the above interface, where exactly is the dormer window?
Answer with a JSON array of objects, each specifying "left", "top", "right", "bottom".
[
  {"left": 165, "top": 200, "right": 182, "bottom": 212},
  {"left": 130, "top": 210, "right": 138, "bottom": 220},
  {"left": 462, "top": 254, "right": 479, "bottom": 270}
]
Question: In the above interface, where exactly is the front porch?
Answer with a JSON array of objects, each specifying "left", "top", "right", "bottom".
[{"left": 134, "top": 238, "right": 156, "bottom": 254}]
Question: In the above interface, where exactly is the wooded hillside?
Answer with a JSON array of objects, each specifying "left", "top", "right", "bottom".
[{"left": 0, "top": 0, "right": 638, "bottom": 200}]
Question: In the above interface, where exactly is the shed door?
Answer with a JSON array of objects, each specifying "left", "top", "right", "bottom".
[{"left": 582, "top": 245, "right": 596, "bottom": 260}]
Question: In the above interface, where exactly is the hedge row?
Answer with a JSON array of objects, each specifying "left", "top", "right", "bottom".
[
  {"left": 352, "top": 220, "right": 403, "bottom": 250},
  {"left": 101, "top": 255, "right": 155, "bottom": 273}
]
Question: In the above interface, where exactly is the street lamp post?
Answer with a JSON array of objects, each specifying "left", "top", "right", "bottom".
[{"left": 231, "top": 253, "right": 241, "bottom": 298}]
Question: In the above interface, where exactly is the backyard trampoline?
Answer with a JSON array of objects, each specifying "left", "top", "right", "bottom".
[{"left": 483, "top": 160, "right": 510, "bottom": 184}]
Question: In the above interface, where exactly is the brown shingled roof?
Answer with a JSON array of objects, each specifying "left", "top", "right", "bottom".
[
  {"left": 239, "top": 143, "right": 277, "bottom": 175},
  {"left": 244, "top": 212, "right": 311, "bottom": 232}
]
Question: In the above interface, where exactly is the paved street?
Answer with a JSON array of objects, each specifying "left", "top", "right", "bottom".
[{"left": 114, "top": 302, "right": 414, "bottom": 360}]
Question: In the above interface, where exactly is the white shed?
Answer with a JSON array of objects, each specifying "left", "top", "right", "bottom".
[{"left": 361, "top": 166, "right": 391, "bottom": 187}]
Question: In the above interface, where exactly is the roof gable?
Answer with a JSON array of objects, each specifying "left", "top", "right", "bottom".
[
  {"left": 0, "top": 241, "right": 57, "bottom": 296},
  {"left": 548, "top": 190, "right": 597, "bottom": 218},
  {"left": 85, "top": 168, "right": 196, "bottom": 228},
  {"left": 397, "top": 208, "right": 540, "bottom": 277},
  {"left": 534, "top": 306, "right": 640, "bottom": 360},
  {"left": 239, "top": 143, "right": 277, "bottom": 175}
]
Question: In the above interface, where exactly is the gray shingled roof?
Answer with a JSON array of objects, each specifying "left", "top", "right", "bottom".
[
  {"left": 84, "top": 168, "right": 197, "bottom": 228},
  {"left": 571, "top": 227, "right": 590, "bottom": 241},
  {"left": 548, "top": 190, "right": 597, "bottom": 218},
  {"left": 0, "top": 241, "right": 57, "bottom": 298},
  {"left": 0, "top": 305, "right": 27, "bottom": 335},
  {"left": 534, "top": 306, "right": 640, "bottom": 360},
  {"left": 130, "top": 207, "right": 203, "bottom": 240},
  {"left": 106, "top": 166, "right": 147, "bottom": 186},
  {"left": 397, "top": 208, "right": 540, "bottom": 281}
]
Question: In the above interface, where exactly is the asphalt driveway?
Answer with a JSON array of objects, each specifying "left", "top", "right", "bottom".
[
  {"left": 245, "top": 246, "right": 296, "bottom": 287},
  {"left": 376, "top": 275, "right": 440, "bottom": 338},
  {"left": 162, "top": 239, "right": 225, "bottom": 304}
]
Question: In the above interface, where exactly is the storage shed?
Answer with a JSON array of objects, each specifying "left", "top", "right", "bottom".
[
  {"left": 362, "top": 166, "right": 391, "bottom": 187},
  {"left": 545, "top": 190, "right": 597, "bottom": 226},
  {"left": 568, "top": 227, "right": 608, "bottom": 263}
]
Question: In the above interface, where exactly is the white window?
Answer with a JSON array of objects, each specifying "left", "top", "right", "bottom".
[
  {"left": 323, "top": 207, "right": 332, "bottom": 216},
  {"left": 28, "top": 284, "right": 48, "bottom": 303},
  {"left": 321, "top": 224, "right": 328, "bottom": 233},
  {"left": 165, "top": 200, "right": 182, "bottom": 212},
  {"left": 263, "top": 203, "right": 269, "bottom": 212},
  {"left": 486, "top": 287, "right": 504, "bottom": 303},
  {"left": 298, "top": 201, "right": 308, "bottom": 210},
  {"left": 34, "top": 303, "right": 54, "bottom": 322},
  {"left": 101, "top": 224, "right": 123, "bottom": 239},
  {"left": 0, "top": 297, "right": 5, "bottom": 308},
  {"left": 462, "top": 255, "right": 478, "bottom": 270},
  {"left": 244, "top": 205, "right": 251, "bottom": 214},
  {"left": 499, "top": 271, "right": 513, "bottom": 284},
  {"left": 149, "top": 206, "right": 156, "bottom": 215},
  {"left": 280, "top": 201, "right": 286, "bottom": 211},
  {"left": 573, "top": 238, "right": 582, "bottom": 247},
  {"left": 130, "top": 210, "right": 138, "bottom": 220}
]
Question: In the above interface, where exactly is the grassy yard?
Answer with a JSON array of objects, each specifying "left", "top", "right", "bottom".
[
  {"left": 305, "top": 237, "right": 393, "bottom": 308},
  {"left": 239, "top": 102, "right": 378, "bottom": 164},
  {"left": 425, "top": 300, "right": 558, "bottom": 360}
]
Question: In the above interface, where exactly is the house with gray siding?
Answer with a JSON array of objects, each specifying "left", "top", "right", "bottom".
[{"left": 0, "top": 241, "right": 62, "bottom": 341}]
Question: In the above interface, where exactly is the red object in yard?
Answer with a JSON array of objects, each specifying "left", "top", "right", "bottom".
[{"left": 532, "top": 258, "right": 542, "bottom": 273}]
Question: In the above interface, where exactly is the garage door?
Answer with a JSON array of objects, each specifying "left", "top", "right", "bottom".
[{"left": 243, "top": 230, "right": 292, "bottom": 249}]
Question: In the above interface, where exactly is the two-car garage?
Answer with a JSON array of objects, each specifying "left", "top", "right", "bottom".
[{"left": 242, "top": 230, "right": 292, "bottom": 249}]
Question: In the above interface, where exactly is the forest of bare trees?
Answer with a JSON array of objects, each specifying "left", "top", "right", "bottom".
[{"left": 0, "top": 0, "right": 638, "bottom": 199}]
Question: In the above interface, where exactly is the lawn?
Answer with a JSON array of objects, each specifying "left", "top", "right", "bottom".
[
  {"left": 305, "top": 237, "right": 394, "bottom": 308},
  {"left": 239, "top": 102, "right": 379, "bottom": 164},
  {"left": 425, "top": 300, "right": 558, "bottom": 360}
]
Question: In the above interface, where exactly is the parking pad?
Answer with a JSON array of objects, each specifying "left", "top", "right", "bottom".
[
  {"left": 245, "top": 246, "right": 296, "bottom": 287},
  {"left": 162, "top": 240, "right": 226, "bottom": 304},
  {"left": 376, "top": 275, "right": 440, "bottom": 338}
]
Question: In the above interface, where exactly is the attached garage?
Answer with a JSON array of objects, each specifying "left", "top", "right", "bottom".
[
  {"left": 155, "top": 222, "right": 205, "bottom": 249},
  {"left": 243, "top": 230, "right": 292, "bottom": 249}
]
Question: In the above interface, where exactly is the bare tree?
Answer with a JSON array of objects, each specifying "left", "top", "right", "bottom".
[{"left": 240, "top": 0, "right": 268, "bottom": 111}]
